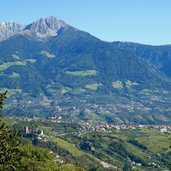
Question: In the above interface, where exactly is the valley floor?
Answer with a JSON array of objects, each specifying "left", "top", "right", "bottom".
[{"left": 7, "top": 117, "right": 171, "bottom": 171}]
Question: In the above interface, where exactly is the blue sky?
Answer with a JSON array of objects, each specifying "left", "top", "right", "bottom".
[{"left": 0, "top": 0, "right": 171, "bottom": 45}]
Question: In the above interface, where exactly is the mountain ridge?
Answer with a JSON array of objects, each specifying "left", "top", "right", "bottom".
[
  {"left": 0, "top": 22, "right": 24, "bottom": 41},
  {"left": 0, "top": 16, "right": 171, "bottom": 124},
  {"left": 0, "top": 16, "right": 72, "bottom": 41},
  {"left": 113, "top": 41, "right": 171, "bottom": 78}
]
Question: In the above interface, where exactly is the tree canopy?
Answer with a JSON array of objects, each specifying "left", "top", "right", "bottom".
[{"left": 0, "top": 91, "right": 21, "bottom": 170}]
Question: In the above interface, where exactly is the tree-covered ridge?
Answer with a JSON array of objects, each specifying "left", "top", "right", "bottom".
[
  {"left": 1, "top": 18, "right": 171, "bottom": 124},
  {"left": 0, "top": 17, "right": 171, "bottom": 94},
  {"left": 1, "top": 27, "right": 171, "bottom": 124},
  {"left": 0, "top": 28, "right": 170, "bottom": 96},
  {"left": 113, "top": 41, "right": 171, "bottom": 78}
]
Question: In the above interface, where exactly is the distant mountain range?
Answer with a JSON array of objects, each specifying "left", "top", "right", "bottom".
[
  {"left": 1, "top": 16, "right": 171, "bottom": 124},
  {"left": 0, "top": 22, "right": 24, "bottom": 41},
  {"left": 0, "top": 16, "right": 70, "bottom": 41}
]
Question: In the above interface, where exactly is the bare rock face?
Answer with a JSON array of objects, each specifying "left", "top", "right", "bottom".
[
  {"left": 23, "top": 16, "right": 70, "bottom": 38},
  {"left": 0, "top": 22, "right": 24, "bottom": 41},
  {"left": 0, "top": 17, "right": 71, "bottom": 41}
]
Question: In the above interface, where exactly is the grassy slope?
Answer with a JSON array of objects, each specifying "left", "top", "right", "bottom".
[{"left": 51, "top": 137, "right": 84, "bottom": 156}]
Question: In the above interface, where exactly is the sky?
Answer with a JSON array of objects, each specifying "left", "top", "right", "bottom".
[{"left": 0, "top": 0, "right": 171, "bottom": 45}]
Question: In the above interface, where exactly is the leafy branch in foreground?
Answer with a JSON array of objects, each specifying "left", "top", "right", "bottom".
[
  {"left": 0, "top": 91, "right": 7, "bottom": 109},
  {"left": 0, "top": 91, "right": 21, "bottom": 171}
]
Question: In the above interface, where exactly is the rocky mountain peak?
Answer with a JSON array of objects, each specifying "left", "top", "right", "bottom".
[
  {"left": 24, "top": 16, "right": 70, "bottom": 38},
  {"left": 0, "top": 16, "right": 71, "bottom": 41},
  {"left": 0, "top": 22, "right": 24, "bottom": 41}
]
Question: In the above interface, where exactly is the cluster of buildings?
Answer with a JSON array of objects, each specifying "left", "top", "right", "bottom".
[
  {"left": 77, "top": 120, "right": 171, "bottom": 133},
  {"left": 25, "top": 126, "right": 48, "bottom": 141},
  {"left": 8, "top": 114, "right": 171, "bottom": 134},
  {"left": 100, "top": 161, "right": 112, "bottom": 169},
  {"left": 9, "top": 89, "right": 171, "bottom": 120},
  {"left": 8, "top": 115, "right": 63, "bottom": 123}
]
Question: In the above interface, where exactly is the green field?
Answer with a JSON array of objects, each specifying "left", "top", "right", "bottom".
[
  {"left": 112, "top": 80, "right": 123, "bottom": 89},
  {"left": 125, "top": 142, "right": 147, "bottom": 159},
  {"left": 8, "top": 72, "right": 20, "bottom": 78},
  {"left": 85, "top": 83, "right": 102, "bottom": 91},
  {"left": 126, "top": 80, "right": 139, "bottom": 88},
  {"left": 40, "top": 51, "right": 56, "bottom": 58},
  {"left": 51, "top": 137, "right": 84, "bottom": 156},
  {"left": 66, "top": 70, "right": 97, "bottom": 76},
  {"left": 12, "top": 54, "right": 20, "bottom": 60},
  {"left": 26, "top": 59, "right": 37, "bottom": 63},
  {"left": 0, "top": 61, "right": 27, "bottom": 71}
]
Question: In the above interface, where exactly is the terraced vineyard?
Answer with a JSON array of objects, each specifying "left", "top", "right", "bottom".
[{"left": 8, "top": 118, "right": 171, "bottom": 171}]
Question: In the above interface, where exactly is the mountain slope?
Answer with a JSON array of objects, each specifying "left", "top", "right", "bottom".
[
  {"left": 113, "top": 41, "right": 171, "bottom": 78},
  {"left": 48, "top": 28, "right": 170, "bottom": 89},
  {"left": 0, "top": 17, "right": 171, "bottom": 123},
  {"left": 0, "top": 28, "right": 170, "bottom": 95}
]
